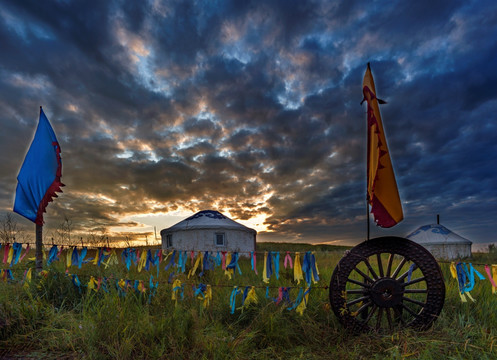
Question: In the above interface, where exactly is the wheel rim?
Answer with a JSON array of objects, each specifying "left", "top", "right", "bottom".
[{"left": 329, "top": 236, "right": 445, "bottom": 333}]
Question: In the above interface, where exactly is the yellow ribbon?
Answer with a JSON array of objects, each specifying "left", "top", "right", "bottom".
[
  {"left": 199, "top": 285, "right": 212, "bottom": 308},
  {"left": 188, "top": 252, "right": 203, "bottom": 278},
  {"left": 88, "top": 276, "right": 98, "bottom": 292},
  {"left": 224, "top": 252, "right": 233, "bottom": 279},
  {"left": 296, "top": 287, "right": 311, "bottom": 316},
  {"left": 103, "top": 250, "right": 118, "bottom": 269},
  {"left": 294, "top": 252, "right": 303, "bottom": 284},
  {"left": 262, "top": 252, "right": 269, "bottom": 283},
  {"left": 242, "top": 286, "right": 258, "bottom": 310},
  {"left": 137, "top": 250, "right": 148, "bottom": 272},
  {"left": 23, "top": 268, "right": 32, "bottom": 289},
  {"left": 137, "top": 280, "right": 146, "bottom": 293},
  {"left": 450, "top": 262, "right": 466, "bottom": 302},
  {"left": 66, "top": 248, "right": 73, "bottom": 268},
  {"left": 93, "top": 249, "right": 99, "bottom": 265},
  {"left": 493, "top": 265, "right": 497, "bottom": 295},
  {"left": 7, "top": 246, "right": 14, "bottom": 264},
  {"left": 172, "top": 279, "right": 182, "bottom": 302}
]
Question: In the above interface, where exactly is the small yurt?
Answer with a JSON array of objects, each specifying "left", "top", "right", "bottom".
[
  {"left": 406, "top": 223, "right": 472, "bottom": 260},
  {"left": 160, "top": 210, "right": 256, "bottom": 254}
]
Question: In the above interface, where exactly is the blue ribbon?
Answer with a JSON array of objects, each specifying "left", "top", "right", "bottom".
[
  {"left": 272, "top": 252, "right": 280, "bottom": 280},
  {"left": 177, "top": 251, "right": 187, "bottom": 273},
  {"left": 10, "top": 243, "right": 23, "bottom": 266},
  {"left": 266, "top": 252, "right": 273, "bottom": 279},
  {"left": 463, "top": 263, "right": 485, "bottom": 292},
  {"left": 172, "top": 282, "right": 184, "bottom": 300},
  {"left": 71, "top": 274, "right": 82, "bottom": 293},
  {"left": 165, "top": 250, "right": 176, "bottom": 271},
  {"left": 226, "top": 252, "right": 242, "bottom": 275},
  {"left": 145, "top": 249, "right": 153, "bottom": 271},
  {"left": 281, "top": 287, "right": 292, "bottom": 305},
  {"left": 71, "top": 247, "right": 79, "bottom": 267},
  {"left": 230, "top": 287, "right": 241, "bottom": 314},
  {"left": 456, "top": 262, "right": 466, "bottom": 292},
  {"left": 47, "top": 245, "right": 59, "bottom": 266},
  {"left": 195, "top": 283, "right": 207, "bottom": 298},
  {"left": 407, "top": 263, "right": 415, "bottom": 282},
  {"left": 78, "top": 247, "right": 87, "bottom": 268}
]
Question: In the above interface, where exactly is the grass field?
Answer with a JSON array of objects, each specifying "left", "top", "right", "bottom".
[{"left": 0, "top": 242, "right": 497, "bottom": 359}]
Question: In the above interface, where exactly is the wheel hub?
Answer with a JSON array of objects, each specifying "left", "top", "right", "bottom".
[{"left": 370, "top": 278, "right": 403, "bottom": 308}]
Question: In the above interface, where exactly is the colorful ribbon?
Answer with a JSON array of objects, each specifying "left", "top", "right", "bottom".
[{"left": 284, "top": 251, "right": 293, "bottom": 269}]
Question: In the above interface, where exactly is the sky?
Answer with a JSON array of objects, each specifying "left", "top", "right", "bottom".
[{"left": 0, "top": 0, "right": 496, "bottom": 247}]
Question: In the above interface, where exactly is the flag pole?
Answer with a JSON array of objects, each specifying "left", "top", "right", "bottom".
[
  {"left": 35, "top": 223, "right": 43, "bottom": 271},
  {"left": 366, "top": 199, "right": 370, "bottom": 241}
]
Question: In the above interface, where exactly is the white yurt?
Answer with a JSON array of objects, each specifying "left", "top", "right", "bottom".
[
  {"left": 160, "top": 210, "right": 256, "bottom": 254},
  {"left": 406, "top": 223, "right": 472, "bottom": 260}
]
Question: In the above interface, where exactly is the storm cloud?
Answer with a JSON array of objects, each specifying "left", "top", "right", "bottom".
[{"left": 1, "top": 0, "right": 496, "bottom": 246}]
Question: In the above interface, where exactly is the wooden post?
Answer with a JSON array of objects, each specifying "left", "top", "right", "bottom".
[{"left": 36, "top": 223, "right": 43, "bottom": 271}]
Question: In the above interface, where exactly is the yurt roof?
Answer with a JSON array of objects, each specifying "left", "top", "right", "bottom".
[
  {"left": 161, "top": 210, "right": 256, "bottom": 234},
  {"left": 406, "top": 224, "right": 472, "bottom": 246}
]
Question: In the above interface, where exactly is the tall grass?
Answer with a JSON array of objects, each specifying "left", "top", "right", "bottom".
[{"left": 0, "top": 246, "right": 496, "bottom": 359}]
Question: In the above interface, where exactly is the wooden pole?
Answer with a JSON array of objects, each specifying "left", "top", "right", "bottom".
[
  {"left": 35, "top": 223, "right": 43, "bottom": 271},
  {"left": 366, "top": 200, "right": 370, "bottom": 241}
]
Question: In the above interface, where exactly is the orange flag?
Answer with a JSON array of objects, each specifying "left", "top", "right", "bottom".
[{"left": 362, "top": 63, "right": 403, "bottom": 227}]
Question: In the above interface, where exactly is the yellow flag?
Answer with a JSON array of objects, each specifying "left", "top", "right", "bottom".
[{"left": 363, "top": 63, "right": 403, "bottom": 227}]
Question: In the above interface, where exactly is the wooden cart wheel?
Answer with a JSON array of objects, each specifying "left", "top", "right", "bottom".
[{"left": 329, "top": 236, "right": 445, "bottom": 333}]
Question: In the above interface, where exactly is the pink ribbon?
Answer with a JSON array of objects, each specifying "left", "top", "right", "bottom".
[
  {"left": 221, "top": 251, "right": 227, "bottom": 270},
  {"left": 19, "top": 244, "right": 30, "bottom": 262},
  {"left": 485, "top": 265, "right": 497, "bottom": 288},
  {"left": 3, "top": 243, "right": 10, "bottom": 263},
  {"left": 284, "top": 251, "right": 293, "bottom": 269},
  {"left": 276, "top": 287, "right": 283, "bottom": 304}
]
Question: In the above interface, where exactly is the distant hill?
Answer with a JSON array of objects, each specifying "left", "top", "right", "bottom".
[{"left": 256, "top": 241, "right": 351, "bottom": 252}]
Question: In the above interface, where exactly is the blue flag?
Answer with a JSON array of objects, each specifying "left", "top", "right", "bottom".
[{"left": 13, "top": 107, "right": 63, "bottom": 225}]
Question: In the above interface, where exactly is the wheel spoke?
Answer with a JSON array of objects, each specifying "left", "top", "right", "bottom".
[
  {"left": 404, "top": 289, "right": 427, "bottom": 294},
  {"left": 353, "top": 266, "right": 374, "bottom": 283},
  {"left": 397, "top": 264, "right": 418, "bottom": 282},
  {"left": 363, "top": 258, "right": 379, "bottom": 280},
  {"left": 400, "top": 303, "right": 420, "bottom": 318},
  {"left": 402, "top": 296, "right": 426, "bottom": 308},
  {"left": 402, "top": 276, "right": 426, "bottom": 287},
  {"left": 375, "top": 307, "right": 384, "bottom": 330},
  {"left": 347, "top": 278, "right": 370, "bottom": 288},
  {"left": 385, "top": 307, "right": 393, "bottom": 330},
  {"left": 346, "top": 289, "right": 369, "bottom": 294},
  {"left": 363, "top": 304, "right": 378, "bottom": 325},
  {"left": 347, "top": 296, "right": 369, "bottom": 307},
  {"left": 376, "top": 253, "right": 384, "bottom": 277},
  {"left": 386, "top": 253, "right": 394, "bottom": 277},
  {"left": 391, "top": 256, "right": 407, "bottom": 279},
  {"left": 355, "top": 301, "right": 372, "bottom": 315},
  {"left": 393, "top": 306, "right": 405, "bottom": 324}
]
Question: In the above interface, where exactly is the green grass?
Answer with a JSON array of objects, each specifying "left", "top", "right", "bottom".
[{"left": 0, "top": 246, "right": 496, "bottom": 359}]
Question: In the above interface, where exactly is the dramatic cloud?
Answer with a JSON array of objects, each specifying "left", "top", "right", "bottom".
[{"left": 1, "top": 0, "right": 496, "bottom": 246}]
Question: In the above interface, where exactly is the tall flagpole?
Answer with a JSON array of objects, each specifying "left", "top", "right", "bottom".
[{"left": 36, "top": 223, "right": 43, "bottom": 271}]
